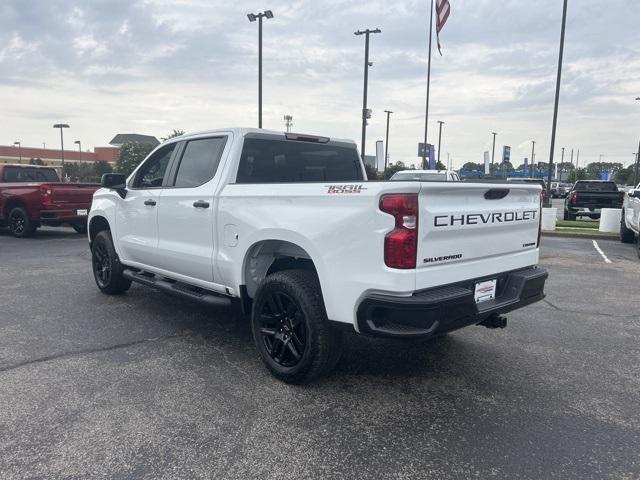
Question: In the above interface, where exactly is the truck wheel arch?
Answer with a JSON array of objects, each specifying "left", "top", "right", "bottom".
[
  {"left": 242, "top": 240, "right": 320, "bottom": 301},
  {"left": 89, "top": 216, "right": 111, "bottom": 244}
]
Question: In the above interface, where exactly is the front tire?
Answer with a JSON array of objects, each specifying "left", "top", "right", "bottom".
[
  {"left": 8, "top": 207, "right": 36, "bottom": 238},
  {"left": 251, "top": 269, "right": 342, "bottom": 384},
  {"left": 91, "top": 230, "right": 132, "bottom": 294},
  {"left": 620, "top": 210, "right": 635, "bottom": 243}
]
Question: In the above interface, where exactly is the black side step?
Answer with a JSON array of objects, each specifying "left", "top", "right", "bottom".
[{"left": 123, "top": 270, "right": 232, "bottom": 308}]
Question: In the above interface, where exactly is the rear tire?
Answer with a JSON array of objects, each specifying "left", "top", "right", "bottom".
[
  {"left": 251, "top": 269, "right": 342, "bottom": 384},
  {"left": 72, "top": 221, "right": 87, "bottom": 234},
  {"left": 91, "top": 230, "right": 131, "bottom": 294},
  {"left": 620, "top": 210, "right": 635, "bottom": 243},
  {"left": 8, "top": 207, "right": 36, "bottom": 238},
  {"left": 563, "top": 209, "right": 576, "bottom": 221}
]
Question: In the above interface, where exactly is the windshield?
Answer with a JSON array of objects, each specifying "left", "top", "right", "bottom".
[
  {"left": 573, "top": 181, "right": 618, "bottom": 192},
  {"left": 390, "top": 172, "right": 447, "bottom": 181}
]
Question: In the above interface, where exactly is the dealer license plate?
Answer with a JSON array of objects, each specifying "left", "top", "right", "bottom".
[
  {"left": 475, "top": 279, "right": 497, "bottom": 303},
  {"left": 77, "top": 209, "right": 88, "bottom": 216}
]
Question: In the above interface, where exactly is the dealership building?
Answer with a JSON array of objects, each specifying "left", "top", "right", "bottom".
[{"left": 0, "top": 134, "right": 159, "bottom": 166}]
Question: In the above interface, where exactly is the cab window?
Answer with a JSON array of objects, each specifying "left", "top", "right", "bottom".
[{"left": 131, "top": 144, "right": 176, "bottom": 189}]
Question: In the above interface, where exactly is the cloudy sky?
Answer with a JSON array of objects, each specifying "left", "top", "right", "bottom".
[{"left": 1, "top": 0, "right": 639, "bottom": 168}]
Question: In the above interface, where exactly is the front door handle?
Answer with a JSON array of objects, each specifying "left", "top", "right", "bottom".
[
  {"left": 144, "top": 199, "right": 157, "bottom": 206},
  {"left": 193, "top": 200, "right": 210, "bottom": 209}
]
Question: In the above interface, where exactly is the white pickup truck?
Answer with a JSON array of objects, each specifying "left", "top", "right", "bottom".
[
  {"left": 620, "top": 183, "right": 640, "bottom": 255},
  {"left": 88, "top": 128, "right": 548, "bottom": 383}
]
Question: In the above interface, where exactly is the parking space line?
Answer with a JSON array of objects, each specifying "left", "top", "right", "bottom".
[{"left": 592, "top": 240, "right": 612, "bottom": 264}]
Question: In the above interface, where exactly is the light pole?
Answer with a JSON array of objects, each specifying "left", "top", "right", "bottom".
[
  {"left": 437, "top": 120, "right": 444, "bottom": 167},
  {"left": 247, "top": 10, "right": 274, "bottom": 129},
  {"left": 546, "top": 0, "right": 568, "bottom": 206},
  {"left": 13, "top": 142, "right": 21, "bottom": 162},
  {"left": 491, "top": 132, "right": 497, "bottom": 167},
  {"left": 53, "top": 123, "right": 70, "bottom": 169},
  {"left": 384, "top": 110, "right": 392, "bottom": 168},
  {"left": 283, "top": 115, "right": 293, "bottom": 132},
  {"left": 531, "top": 140, "right": 536, "bottom": 176},
  {"left": 74, "top": 140, "right": 82, "bottom": 164},
  {"left": 635, "top": 97, "right": 640, "bottom": 185},
  {"left": 355, "top": 28, "right": 381, "bottom": 162},
  {"left": 423, "top": 0, "right": 435, "bottom": 169}
]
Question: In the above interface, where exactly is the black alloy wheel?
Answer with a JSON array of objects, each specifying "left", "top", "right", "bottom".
[
  {"left": 259, "top": 292, "right": 307, "bottom": 368},
  {"left": 8, "top": 207, "right": 35, "bottom": 238},
  {"left": 9, "top": 211, "right": 26, "bottom": 235},
  {"left": 92, "top": 240, "right": 112, "bottom": 289}
]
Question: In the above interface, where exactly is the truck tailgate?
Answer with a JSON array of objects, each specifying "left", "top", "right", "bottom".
[
  {"left": 415, "top": 182, "right": 541, "bottom": 290},
  {"left": 46, "top": 183, "right": 99, "bottom": 206},
  {"left": 572, "top": 191, "right": 623, "bottom": 209}
]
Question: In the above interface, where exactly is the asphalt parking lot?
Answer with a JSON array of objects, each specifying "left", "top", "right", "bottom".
[{"left": 1, "top": 228, "right": 638, "bottom": 479}]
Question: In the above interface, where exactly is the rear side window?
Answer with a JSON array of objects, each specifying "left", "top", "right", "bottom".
[
  {"left": 173, "top": 137, "right": 227, "bottom": 188},
  {"left": 3, "top": 167, "right": 59, "bottom": 182},
  {"left": 236, "top": 138, "right": 363, "bottom": 183}
]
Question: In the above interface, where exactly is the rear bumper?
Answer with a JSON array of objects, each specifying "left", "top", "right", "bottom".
[
  {"left": 36, "top": 207, "right": 88, "bottom": 224},
  {"left": 356, "top": 266, "right": 548, "bottom": 338}
]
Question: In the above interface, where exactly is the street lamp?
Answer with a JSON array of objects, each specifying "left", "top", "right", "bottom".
[
  {"left": 247, "top": 10, "right": 274, "bottom": 129},
  {"left": 531, "top": 140, "right": 536, "bottom": 176},
  {"left": 283, "top": 115, "right": 293, "bottom": 133},
  {"left": 546, "top": 0, "right": 568, "bottom": 206},
  {"left": 74, "top": 140, "right": 82, "bottom": 164},
  {"left": 384, "top": 110, "right": 392, "bottom": 169},
  {"left": 53, "top": 123, "right": 70, "bottom": 168},
  {"left": 13, "top": 141, "right": 21, "bottom": 162},
  {"left": 355, "top": 27, "right": 381, "bottom": 162},
  {"left": 437, "top": 121, "right": 444, "bottom": 166},
  {"left": 491, "top": 132, "right": 498, "bottom": 166},
  {"left": 634, "top": 97, "right": 640, "bottom": 185}
]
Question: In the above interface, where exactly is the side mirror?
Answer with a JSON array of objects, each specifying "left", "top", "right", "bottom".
[
  {"left": 101, "top": 173, "right": 127, "bottom": 198},
  {"left": 630, "top": 190, "right": 639, "bottom": 198},
  {"left": 101, "top": 173, "right": 126, "bottom": 189}
]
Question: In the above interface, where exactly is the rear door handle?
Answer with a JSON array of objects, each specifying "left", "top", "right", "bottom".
[
  {"left": 144, "top": 199, "right": 157, "bottom": 206},
  {"left": 193, "top": 200, "right": 210, "bottom": 209}
]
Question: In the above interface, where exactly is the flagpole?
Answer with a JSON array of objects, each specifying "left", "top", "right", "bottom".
[{"left": 423, "top": 0, "right": 434, "bottom": 169}]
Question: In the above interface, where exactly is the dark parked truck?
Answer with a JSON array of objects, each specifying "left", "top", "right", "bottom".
[
  {"left": 563, "top": 180, "right": 624, "bottom": 220},
  {"left": 0, "top": 164, "right": 99, "bottom": 237}
]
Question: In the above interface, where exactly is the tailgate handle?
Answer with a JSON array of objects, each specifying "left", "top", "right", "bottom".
[{"left": 484, "top": 188, "right": 510, "bottom": 200}]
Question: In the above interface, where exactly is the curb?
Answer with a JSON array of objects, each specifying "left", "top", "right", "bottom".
[{"left": 541, "top": 231, "right": 619, "bottom": 241}]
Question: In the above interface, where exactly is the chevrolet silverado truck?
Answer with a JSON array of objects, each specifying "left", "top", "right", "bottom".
[
  {"left": 88, "top": 128, "right": 548, "bottom": 383},
  {"left": 620, "top": 183, "right": 640, "bottom": 255},
  {"left": 0, "top": 164, "right": 99, "bottom": 237},
  {"left": 563, "top": 180, "right": 624, "bottom": 220}
]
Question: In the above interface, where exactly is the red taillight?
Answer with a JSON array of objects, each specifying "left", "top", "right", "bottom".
[
  {"left": 379, "top": 193, "right": 418, "bottom": 269},
  {"left": 571, "top": 191, "right": 578, "bottom": 205},
  {"left": 39, "top": 185, "right": 52, "bottom": 206}
]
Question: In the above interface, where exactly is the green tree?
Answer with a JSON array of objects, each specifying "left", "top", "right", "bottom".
[
  {"left": 461, "top": 162, "right": 483, "bottom": 171},
  {"left": 436, "top": 160, "right": 447, "bottom": 170},
  {"left": 93, "top": 161, "right": 113, "bottom": 180},
  {"left": 585, "top": 162, "right": 623, "bottom": 178},
  {"left": 29, "top": 158, "right": 44, "bottom": 165},
  {"left": 116, "top": 142, "right": 155, "bottom": 177},
  {"left": 383, "top": 161, "right": 407, "bottom": 179},
  {"left": 162, "top": 129, "right": 185, "bottom": 141}
]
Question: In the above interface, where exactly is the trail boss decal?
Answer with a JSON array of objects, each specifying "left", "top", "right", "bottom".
[
  {"left": 434, "top": 210, "right": 538, "bottom": 228},
  {"left": 326, "top": 184, "right": 367, "bottom": 194}
]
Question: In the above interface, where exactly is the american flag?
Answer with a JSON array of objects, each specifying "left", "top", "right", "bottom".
[{"left": 436, "top": 0, "right": 450, "bottom": 55}]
